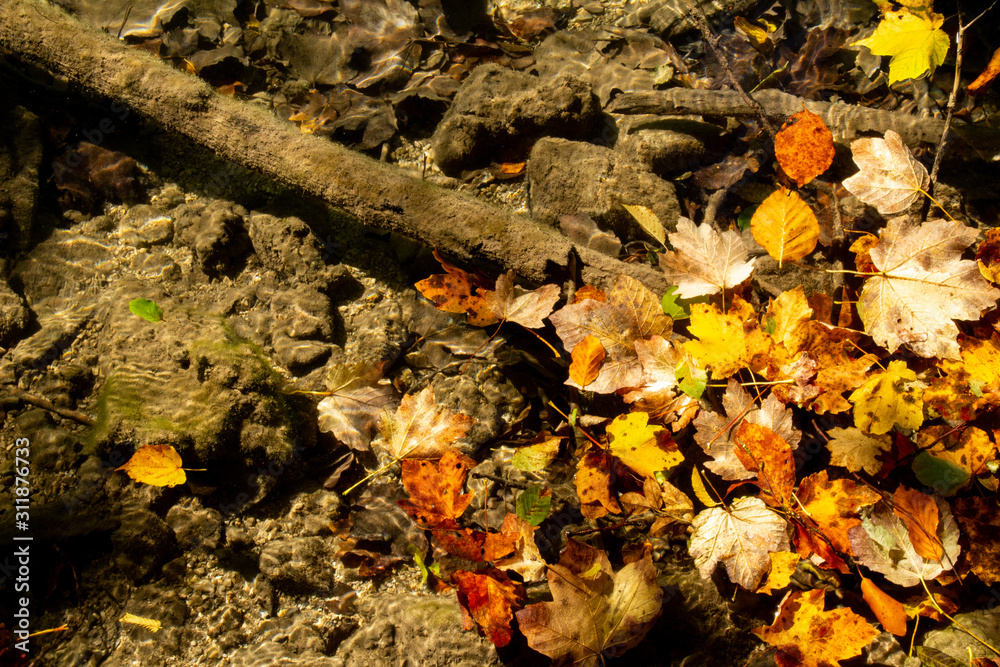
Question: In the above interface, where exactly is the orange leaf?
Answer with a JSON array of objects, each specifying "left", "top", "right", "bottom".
[
  {"left": 753, "top": 588, "right": 879, "bottom": 667},
  {"left": 398, "top": 448, "right": 477, "bottom": 528},
  {"left": 976, "top": 228, "right": 1000, "bottom": 283},
  {"left": 576, "top": 448, "right": 622, "bottom": 519},
  {"left": 758, "top": 552, "right": 801, "bottom": 595},
  {"left": 116, "top": 445, "right": 187, "bottom": 487},
  {"left": 952, "top": 496, "right": 1000, "bottom": 585},
  {"left": 569, "top": 334, "right": 606, "bottom": 387},
  {"left": 969, "top": 46, "right": 1000, "bottom": 95},
  {"left": 414, "top": 249, "right": 498, "bottom": 326},
  {"left": 796, "top": 470, "right": 880, "bottom": 556},
  {"left": 774, "top": 109, "right": 835, "bottom": 187},
  {"left": 378, "top": 386, "right": 473, "bottom": 460},
  {"left": 452, "top": 567, "right": 526, "bottom": 647},
  {"left": 733, "top": 422, "right": 795, "bottom": 507},
  {"left": 893, "top": 486, "right": 943, "bottom": 561},
  {"left": 751, "top": 188, "right": 819, "bottom": 266},
  {"left": 861, "top": 577, "right": 908, "bottom": 636}
]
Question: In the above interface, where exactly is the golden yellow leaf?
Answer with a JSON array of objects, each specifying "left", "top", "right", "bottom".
[
  {"left": 623, "top": 204, "right": 666, "bottom": 246},
  {"left": 849, "top": 360, "right": 924, "bottom": 435},
  {"left": 757, "top": 552, "right": 801, "bottom": 595},
  {"left": 116, "top": 445, "right": 187, "bottom": 487},
  {"left": 853, "top": 9, "right": 949, "bottom": 85},
  {"left": 826, "top": 427, "right": 891, "bottom": 475},
  {"left": 684, "top": 297, "right": 772, "bottom": 379},
  {"left": 751, "top": 188, "right": 819, "bottom": 267},
  {"left": 377, "top": 386, "right": 473, "bottom": 460},
  {"left": 691, "top": 466, "right": 720, "bottom": 508},
  {"left": 924, "top": 335, "right": 1000, "bottom": 421},
  {"left": 606, "top": 412, "right": 683, "bottom": 478}
]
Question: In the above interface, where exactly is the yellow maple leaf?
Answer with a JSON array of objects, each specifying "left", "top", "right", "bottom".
[
  {"left": 826, "top": 427, "right": 891, "bottom": 475},
  {"left": 849, "top": 360, "right": 924, "bottom": 435},
  {"left": 606, "top": 412, "right": 683, "bottom": 478},
  {"left": 758, "top": 552, "right": 801, "bottom": 595},
  {"left": 853, "top": 9, "right": 950, "bottom": 85},
  {"left": 116, "top": 444, "right": 188, "bottom": 487},
  {"left": 685, "top": 297, "right": 772, "bottom": 379}
]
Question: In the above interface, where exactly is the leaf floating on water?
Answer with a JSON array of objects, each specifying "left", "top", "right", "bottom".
[
  {"left": 119, "top": 613, "right": 162, "bottom": 633},
  {"left": 116, "top": 445, "right": 188, "bottom": 487},
  {"left": 128, "top": 298, "right": 163, "bottom": 323}
]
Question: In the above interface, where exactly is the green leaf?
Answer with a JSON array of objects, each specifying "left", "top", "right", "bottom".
[
  {"left": 661, "top": 286, "right": 688, "bottom": 319},
  {"left": 677, "top": 361, "right": 707, "bottom": 399},
  {"left": 408, "top": 544, "right": 430, "bottom": 586},
  {"left": 912, "top": 451, "right": 969, "bottom": 496},
  {"left": 915, "top": 646, "right": 966, "bottom": 667},
  {"left": 516, "top": 485, "right": 552, "bottom": 526},
  {"left": 737, "top": 206, "right": 756, "bottom": 231},
  {"left": 764, "top": 316, "right": 777, "bottom": 335},
  {"left": 128, "top": 298, "right": 163, "bottom": 323}
]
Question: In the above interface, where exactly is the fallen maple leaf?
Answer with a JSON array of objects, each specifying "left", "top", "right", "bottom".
[
  {"left": 452, "top": 567, "right": 526, "bottom": 647},
  {"left": 377, "top": 386, "right": 473, "bottom": 460},
  {"left": 753, "top": 588, "right": 879, "bottom": 667},
  {"left": 859, "top": 218, "right": 1000, "bottom": 359},
  {"left": 842, "top": 130, "right": 929, "bottom": 214},
  {"left": 684, "top": 297, "right": 772, "bottom": 379},
  {"left": 924, "top": 334, "right": 1000, "bottom": 421},
  {"left": 606, "top": 411, "right": 683, "bottom": 479},
  {"left": 825, "top": 427, "right": 891, "bottom": 475},
  {"left": 751, "top": 188, "right": 819, "bottom": 267},
  {"left": 397, "top": 447, "right": 476, "bottom": 528},
  {"left": 690, "top": 496, "right": 790, "bottom": 590},
  {"left": 774, "top": 109, "right": 835, "bottom": 187},
  {"left": 415, "top": 249, "right": 498, "bottom": 326},
  {"left": 757, "top": 551, "right": 801, "bottom": 595},
  {"left": 658, "top": 217, "right": 756, "bottom": 298},
  {"left": 480, "top": 270, "right": 560, "bottom": 328},
  {"left": 549, "top": 274, "right": 672, "bottom": 393},
  {"left": 317, "top": 364, "right": 398, "bottom": 450},
  {"left": 912, "top": 425, "right": 997, "bottom": 495},
  {"left": 515, "top": 542, "right": 663, "bottom": 666},
  {"left": 733, "top": 422, "right": 796, "bottom": 507},
  {"left": 853, "top": 9, "right": 949, "bottom": 85},
  {"left": 849, "top": 499, "right": 961, "bottom": 586},
  {"left": 795, "top": 470, "right": 880, "bottom": 556},
  {"left": 849, "top": 359, "right": 924, "bottom": 435},
  {"left": 493, "top": 513, "right": 548, "bottom": 582},
  {"left": 116, "top": 444, "right": 190, "bottom": 487},
  {"left": 575, "top": 446, "right": 623, "bottom": 519}
]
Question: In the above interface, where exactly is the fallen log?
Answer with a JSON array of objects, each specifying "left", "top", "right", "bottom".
[{"left": 0, "top": 0, "right": 669, "bottom": 293}]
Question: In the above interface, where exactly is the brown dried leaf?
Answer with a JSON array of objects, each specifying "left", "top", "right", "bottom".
[
  {"left": 658, "top": 217, "right": 757, "bottom": 298},
  {"left": 842, "top": 130, "right": 929, "bottom": 215},
  {"left": 377, "top": 386, "right": 473, "bottom": 460},
  {"left": 318, "top": 364, "right": 398, "bottom": 450},
  {"left": 481, "top": 271, "right": 560, "bottom": 328}
]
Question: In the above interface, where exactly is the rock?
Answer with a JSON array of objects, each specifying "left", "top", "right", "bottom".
[
  {"left": 919, "top": 607, "right": 1000, "bottom": 662},
  {"left": 639, "top": 0, "right": 761, "bottom": 38},
  {"left": 165, "top": 497, "right": 224, "bottom": 553},
  {"left": 527, "top": 137, "right": 679, "bottom": 237},
  {"left": 0, "top": 106, "right": 43, "bottom": 252},
  {"left": 0, "top": 279, "right": 29, "bottom": 348},
  {"left": 331, "top": 592, "right": 502, "bottom": 667},
  {"left": 117, "top": 204, "right": 175, "bottom": 247},
  {"left": 617, "top": 119, "right": 726, "bottom": 174},
  {"left": 247, "top": 213, "right": 330, "bottom": 285},
  {"left": 431, "top": 64, "right": 601, "bottom": 174},
  {"left": 173, "top": 199, "right": 252, "bottom": 276},
  {"left": 111, "top": 508, "right": 179, "bottom": 581},
  {"left": 258, "top": 536, "right": 338, "bottom": 593},
  {"left": 430, "top": 368, "right": 525, "bottom": 451}
]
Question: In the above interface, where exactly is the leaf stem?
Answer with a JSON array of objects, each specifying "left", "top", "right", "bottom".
[
  {"left": 342, "top": 458, "right": 398, "bottom": 496},
  {"left": 918, "top": 576, "right": 1000, "bottom": 657}
]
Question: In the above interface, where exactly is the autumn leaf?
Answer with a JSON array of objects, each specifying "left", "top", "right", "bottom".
[
  {"left": 575, "top": 447, "right": 622, "bottom": 519},
  {"left": 751, "top": 188, "right": 819, "bottom": 267},
  {"left": 849, "top": 500, "right": 961, "bottom": 587},
  {"left": 795, "top": 470, "right": 880, "bottom": 556},
  {"left": 510, "top": 432, "right": 562, "bottom": 472},
  {"left": 116, "top": 444, "right": 189, "bottom": 487},
  {"left": 415, "top": 249, "right": 498, "bottom": 326},
  {"left": 892, "top": 486, "right": 943, "bottom": 561},
  {"left": 694, "top": 379, "right": 800, "bottom": 481},
  {"left": 377, "top": 386, "right": 473, "bottom": 460},
  {"left": 515, "top": 485, "right": 552, "bottom": 526},
  {"left": 757, "top": 551, "right": 801, "bottom": 595},
  {"left": 684, "top": 297, "right": 772, "bottom": 379},
  {"left": 549, "top": 274, "right": 672, "bottom": 393},
  {"left": 858, "top": 218, "right": 1000, "bottom": 359},
  {"left": 912, "top": 425, "right": 997, "bottom": 495},
  {"left": 623, "top": 203, "right": 666, "bottom": 246},
  {"left": 493, "top": 513, "right": 548, "bottom": 582},
  {"left": 658, "top": 217, "right": 756, "bottom": 298},
  {"left": 733, "top": 422, "right": 795, "bottom": 507},
  {"left": 952, "top": 496, "right": 1000, "bottom": 585},
  {"left": 569, "top": 334, "right": 606, "bottom": 387},
  {"left": 753, "top": 588, "right": 879, "bottom": 667},
  {"left": 480, "top": 270, "right": 560, "bottom": 328},
  {"left": 623, "top": 336, "right": 700, "bottom": 429},
  {"left": 825, "top": 427, "right": 891, "bottom": 475},
  {"left": 976, "top": 228, "right": 1000, "bottom": 283},
  {"left": 774, "top": 109, "right": 835, "bottom": 187},
  {"left": 397, "top": 447, "right": 476, "bottom": 528},
  {"left": 689, "top": 496, "right": 790, "bottom": 590},
  {"left": 606, "top": 411, "right": 683, "bottom": 479},
  {"left": 317, "top": 364, "right": 398, "bottom": 451},
  {"left": 842, "top": 130, "right": 929, "bottom": 214},
  {"left": 924, "top": 334, "right": 1000, "bottom": 421},
  {"left": 849, "top": 359, "right": 924, "bottom": 435},
  {"left": 515, "top": 542, "right": 663, "bottom": 666},
  {"left": 853, "top": 9, "right": 949, "bottom": 85},
  {"left": 452, "top": 567, "right": 526, "bottom": 647},
  {"left": 860, "top": 577, "right": 908, "bottom": 636}
]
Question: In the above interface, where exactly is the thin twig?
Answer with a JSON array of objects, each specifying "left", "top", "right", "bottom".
[
  {"left": 470, "top": 471, "right": 530, "bottom": 489},
  {"left": 5, "top": 390, "right": 96, "bottom": 427},
  {"left": 683, "top": 0, "right": 777, "bottom": 139}
]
